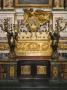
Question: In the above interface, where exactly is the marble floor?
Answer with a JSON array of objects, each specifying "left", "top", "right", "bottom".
[{"left": 0, "top": 79, "right": 67, "bottom": 90}]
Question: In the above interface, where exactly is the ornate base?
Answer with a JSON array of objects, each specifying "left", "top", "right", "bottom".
[{"left": 17, "top": 60, "right": 50, "bottom": 80}]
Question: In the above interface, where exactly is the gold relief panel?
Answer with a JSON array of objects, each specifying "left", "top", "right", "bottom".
[
  {"left": 21, "top": 65, "right": 31, "bottom": 75},
  {"left": 52, "top": 66, "right": 59, "bottom": 79},
  {"left": 15, "top": 41, "right": 52, "bottom": 56},
  {"left": 10, "top": 66, "right": 15, "bottom": 78},
  {"left": 25, "top": 42, "right": 40, "bottom": 51},
  {"left": 37, "top": 65, "right": 47, "bottom": 75}
]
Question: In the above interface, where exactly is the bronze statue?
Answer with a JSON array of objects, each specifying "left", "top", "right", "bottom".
[
  {"left": 49, "top": 18, "right": 67, "bottom": 60},
  {"left": 49, "top": 30, "right": 60, "bottom": 59},
  {"left": 0, "top": 18, "right": 18, "bottom": 58},
  {"left": 7, "top": 29, "right": 18, "bottom": 58}
]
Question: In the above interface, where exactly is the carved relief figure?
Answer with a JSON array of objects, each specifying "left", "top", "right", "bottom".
[
  {"left": 3, "top": 0, "right": 14, "bottom": 9},
  {"left": 53, "top": 0, "right": 64, "bottom": 9}
]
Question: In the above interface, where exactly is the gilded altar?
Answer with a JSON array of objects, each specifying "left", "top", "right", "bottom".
[{"left": 15, "top": 9, "right": 52, "bottom": 56}]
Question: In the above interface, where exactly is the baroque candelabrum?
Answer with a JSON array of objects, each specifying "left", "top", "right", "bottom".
[
  {"left": 0, "top": 18, "right": 18, "bottom": 59},
  {"left": 49, "top": 18, "right": 67, "bottom": 60}
]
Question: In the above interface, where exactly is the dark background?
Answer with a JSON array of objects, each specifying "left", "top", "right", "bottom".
[{"left": 18, "top": 0, "right": 49, "bottom": 4}]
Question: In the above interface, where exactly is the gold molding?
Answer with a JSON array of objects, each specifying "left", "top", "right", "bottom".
[{"left": 0, "top": 43, "right": 9, "bottom": 50}]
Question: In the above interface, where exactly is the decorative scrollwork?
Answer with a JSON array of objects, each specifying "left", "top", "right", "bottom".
[{"left": 23, "top": 8, "right": 51, "bottom": 32}]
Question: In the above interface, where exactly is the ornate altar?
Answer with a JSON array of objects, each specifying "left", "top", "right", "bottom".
[{"left": 15, "top": 9, "right": 52, "bottom": 59}]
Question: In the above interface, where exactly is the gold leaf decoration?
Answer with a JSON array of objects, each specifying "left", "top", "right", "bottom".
[{"left": 24, "top": 9, "right": 51, "bottom": 32}]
